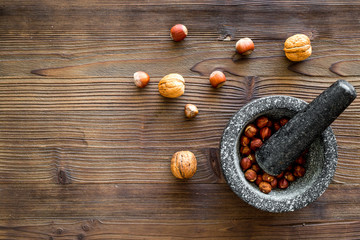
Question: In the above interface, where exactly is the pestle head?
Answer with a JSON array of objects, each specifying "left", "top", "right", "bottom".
[{"left": 256, "top": 80, "right": 357, "bottom": 176}]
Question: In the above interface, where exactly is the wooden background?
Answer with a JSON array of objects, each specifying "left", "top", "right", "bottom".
[{"left": 1, "top": 0, "right": 360, "bottom": 239}]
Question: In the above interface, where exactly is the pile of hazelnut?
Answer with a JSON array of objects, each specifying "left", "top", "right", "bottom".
[{"left": 240, "top": 116, "right": 307, "bottom": 194}]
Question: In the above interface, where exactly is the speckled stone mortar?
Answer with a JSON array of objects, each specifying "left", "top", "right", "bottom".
[{"left": 220, "top": 96, "right": 337, "bottom": 212}]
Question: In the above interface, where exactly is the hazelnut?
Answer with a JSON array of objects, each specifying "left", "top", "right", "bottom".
[
  {"left": 270, "top": 178, "right": 278, "bottom": 189},
  {"left": 284, "top": 172, "right": 295, "bottom": 182},
  {"left": 240, "top": 135, "right": 250, "bottom": 146},
  {"left": 276, "top": 171, "right": 284, "bottom": 179},
  {"left": 251, "top": 164, "right": 261, "bottom": 173},
  {"left": 184, "top": 104, "right": 198, "bottom": 119},
  {"left": 266, "top": 120, "right": 273, "bottom": 128},
  {"left": 255, "top": 175, "right": 263, "bottom": 185},
  {"left": 260, "top": 127, "right": 271, "bottom": 141},
  {"left": 158, "top": 73, "right": 185, "bottom": 98},
  {"left": 133, "top": 71, "right": 150, "bottom": 88},
  {"left": 293, "top": 165, "right": 306, "bottom": 178},
  {"left": 250, "top": 138, "right": 263, "bottom": 151},
  {"left": 273, "top": 121, "right": 281, "bottom": 131},
  {"left": 280, "top": 118, "right": 289, "bottom": 126},
  {"left": 209, "top": 71, "right": 226, "bottom": 88},
  {"left": 235, "top": 37, "right": 255, "bottom": 55},
  {"left": 170, "top": 24, "right": 188, "bottom": 42},
  {"left": 278, "top": 178, "right": 289, "bottom": 189},
  {"left": 245, "top": 169, "right": 257, "bottom": 182},
  {"left": 284, "top": 34, "right": 312, "bottom": 62},
  {"left": 240, "top": 157, "right": 252, "bottom": 171},
  {"left": 247, "top": 153, "right": 256, "bottom": 164},
  {"left": 295, "top": 155, "right": 306, "bottom": 165},
  {"left": 259, "top": 182, "right": 272, "bottom": 194},
  {"left": 244, "top": 124, "right": 258, "bottom": 138},
  {"left": 170, "top": 151, "right": 197, "bottom": 179},
  {"left": 240, "top": 146, "right": 251, "bottom": 156},
  {"left": 262, "top": 173, "right": 275, "bottom": 183},
  {"left": 256, "top": 116, "right": 269, "bottom": 128}
]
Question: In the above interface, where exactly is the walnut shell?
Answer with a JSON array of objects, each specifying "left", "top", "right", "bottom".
[
  {"left": 283, "top": 34, "right": 312, "bottom": 61},
  {"left": 158, "top": 73, "right": 185, "bottom": 98},
  {"left": 170, "top": 151, "right": 197, "bottom": 179}
]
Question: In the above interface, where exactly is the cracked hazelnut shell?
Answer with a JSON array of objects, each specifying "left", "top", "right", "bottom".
[{"left": 170, "top": 151, "right": 197, "bottom": 179}]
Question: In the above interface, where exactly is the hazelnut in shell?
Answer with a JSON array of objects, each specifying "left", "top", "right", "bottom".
[
  {"left": 158, "top": 73, "right": 185, "bottom": 98},
  {"left": 170, "top": 151, "right": 197, "bottom": 179},
  {"left": 184, "top": 104, "right": 198, "bottom": 119},
  {"left": 284, "top": 34, "right": 312, "bottom": 61},
  {"left": 170, "top": 24, "right": 188, "bottom": 42},
  {"left": 235, "top": 38, "right": 255, "bottom": 55},
  {"left": 244, "top": 124, "right": 258, "bottom": 138},
  {"left": 133, "top": 71, "right": 150, "bottom": 88},
  {"left": 209, "top": 71, "right": 226, "bottom": 88}
]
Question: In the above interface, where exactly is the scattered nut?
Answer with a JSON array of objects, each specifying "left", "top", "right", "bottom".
[
  {"left": 248, "top": 153, "right": 256, "bottom": 164},
  {"left": 244, "top": 124, "right": 258, "bottom": 138},
  {"left": 235, "top": 37, "right": 255, "bottom": 55},
  {"left": 295, "top": 156, "right": 306, "bottom": 165},
  {"left": 280, "top": 118, "right": 289, "bottom": 126},
  {"left": 293, "top": 165, "right": 306, "bottom": 177},
  {"left": 259, "top": 182, "right": 272, "bottom": 194},
  {"left": 170, "top": 24, "right": 188, "bottom": 42},
  {"left": 260, "top": 127, "right": 271, "bottom": 141},
  {"left": 184, "top": 104, "right": 198, "bottom": 119},
  {"left": 284, "top": 172, "right": 295, "bottom": 182},
  {"left": 209, "top": 71, "right": 226, "bottom": 88},
  {"left": 262, "top": 173, "right": 275, "bottom": 183},
  {"left": 276, "top": 171, "right": 284, "bottom": 179},
  {"left": 256, "top": 116, "right": 269, "bottom": 128},
  {"left": 170, "top": 151, "right": 197, "bottom": 179},
  {"left": 270, "top": 178, "right": 278, "bottom": 189},
  {"left": 278, "top": 178, "right": 289, "bottom": 189},
  {"left": 250, "top": 138, "right": 263, "bottom": 151},
  {"left": 255, "top": 175, "right": 263, "bottom": 185},
  {"left": 240, "top": 146, "right": 251, "bottom": 156},
  {"left": 273, "top": 121, "right": 281, "bottom": 131},
  {"left": 284, "top": 34, "right": 312, "bottom": 62},
  {"left": 133, "top": 71, "right": 150, "bottom": 88},
  {"left": 240, "top": 157, "right": 252, "bottom": 171},
  {"left": 245, "top": 169, "right": 257, "bottom": 182},
  {"left": 240, "top": 135, "right": 250, "bottom": 146},
  {"left": 158, "top": 73, "right": 185, "bottom": 98},
  {"left": 251, "top": 164, "right": 261, "bottom": 173}
]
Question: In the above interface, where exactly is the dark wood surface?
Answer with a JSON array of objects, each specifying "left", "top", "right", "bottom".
[{"left": 1, "top": 1, "right": 360, "bottom": 239}]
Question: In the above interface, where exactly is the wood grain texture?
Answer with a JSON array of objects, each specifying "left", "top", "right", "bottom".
[{"left": 1, "top": 0, "right": 360, "bottom": 239}]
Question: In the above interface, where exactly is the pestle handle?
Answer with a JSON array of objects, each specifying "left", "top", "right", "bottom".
[{"left": 256, "top": 80, "right": 357, "bottom": 176}]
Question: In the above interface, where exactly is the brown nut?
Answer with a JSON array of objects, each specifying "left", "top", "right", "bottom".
[
  {"left": 244, "top": 124, "right": 258, "bottom": 138},
  {"left": 158, "top": 73, "right": 185, "bottom": 98},
  {"left": 244, "top": 169, "right": 257, "bottom": 182},
  {"left": 209, "top": 71, "right": 226, "bottom": 88},
  {"left": 284, "top": 171, "right": 295, "bottom": 182},
  {"left": 262, "top": 173, "right": 275, "bottom": 183},
  {"left": 270, "top": 178, "right": 278, "bottom": 189},
  {"left": 240, "top": 135, "right": 250, "bottom": 146},
  {"left": 170, "top": 151, "right": 197, "bottom": 179},
  {"left": 251, "top": 164, "right": 261, "bottom": 173},
  {"left": 240, "top": 157, "right": 252, "bottom": 171},
  {"left": 250, "top": 138, "right": 263, "bottom": 151},
  {"left": 293, "top": 165, "right": 306, "bottom": 178},
  {"left": 278, "top": 178, "right": 289, "bottom": 189},
  {"left": 133, "top": 71, "right": 150, "bottom": 88},
  {"left": 276, "top": 171, "right": 284, "bottom": 179},
  {"left": 235, "top": 38, "right": 255, "bottom": 55},
  {"left": 266, "top": 120, "right": 273, "bottom": 128},
  {"left": 256, "top": 116, "right": 269, "bottom": 128},
  {"left": 260, "top": 127, "right": 272, "bottom": 141},
  {"left": 259, "top": 181, "right": 272, "bottom": 194},
  {"left": 170, "top": 24, "right": 188, "bottom": 42},
  {"left": 273, "top": 121, "right": 281, "bottom": 131},
  {"left": 240, "top": 146, "right": 251, "bottom": 156},
  {"left": 295, "top": 155, "right": 306, "bottom": 165},
  {"left": 247, "top": 153, "right": 256, "bottom": 164},
  {"left": 284, "top": 34, "right": 312, "bottom": 62},
  {"left": 255, "top": 175, "right": 263, "bottom": 185},
  {"left": 280, "top": 118, "right": 289, "bottom": 126},
  {"left": 184, "top": 104, "right": 198, "bottom": 119}
]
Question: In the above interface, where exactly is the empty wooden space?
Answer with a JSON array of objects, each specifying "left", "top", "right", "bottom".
[{"left": 0, "top": 1, "right": 360, "bottom": 239}]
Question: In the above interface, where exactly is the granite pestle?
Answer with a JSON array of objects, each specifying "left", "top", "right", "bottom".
[{"left": 256, "top": 80, "right": 357, "bottom": 176}]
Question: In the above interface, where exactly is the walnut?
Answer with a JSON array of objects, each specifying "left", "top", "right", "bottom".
[
  {"left": 170, "top": 151, "right": 197, "bottom": 179},
  {"left": 158, "top": 73, "right": 185, "bottom": 98},
  {"left": 283, "top": 34, "right": 312, "bottom": 61}
]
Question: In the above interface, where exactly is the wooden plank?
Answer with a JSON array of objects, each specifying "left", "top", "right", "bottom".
[{"left": 0, "top": 184, "right": 359, "bottom": 239}]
